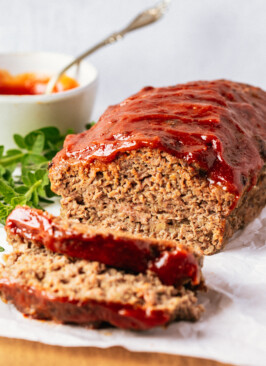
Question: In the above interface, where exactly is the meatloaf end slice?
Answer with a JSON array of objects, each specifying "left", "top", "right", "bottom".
[
  {"left": 5, "top": 206, "right": 203, "bottom": 288},
  {"left": 0, "top": 242, "right": 203, "bottom": 330}
]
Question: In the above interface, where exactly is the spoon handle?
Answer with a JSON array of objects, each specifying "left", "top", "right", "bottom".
[{"left": 45, "top": 0, "right": 170, "bottom": 94}]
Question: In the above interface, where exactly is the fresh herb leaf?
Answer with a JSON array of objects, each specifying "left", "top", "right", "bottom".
[
  {"left": 0, "top": 127, "right": 69, "bottom": 224},
  {"left": 0, "top": 246, "right": 4, "bottom": 252},
  {"left": 86, "top": 122, "right": 95, "bottom": 130},
  {"left": 0, "top": 124, "right": 95, "bottom": 224},
  {"left": 13, "top": 134, "right": 26, "bottom": 149},
  {"left": 0, "top": 201, "right": 13, "bottom": 225},
  {"left": 31, "top": 133, "right": 45, "bottom": 154}
]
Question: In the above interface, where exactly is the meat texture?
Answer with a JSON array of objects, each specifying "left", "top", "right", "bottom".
[
  {"left": 0, "top": 240, "right": 203, "bottom": 330},
  {"left": 5, "top": 206, "right": 203, "bottom": 287},
  {"left": 49, "top": 80, "right": 266, "bottom": 254}
]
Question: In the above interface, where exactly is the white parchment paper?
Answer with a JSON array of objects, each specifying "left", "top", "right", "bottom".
[{"left": 0, "top": 204, "right": 265, "bottom": 366}]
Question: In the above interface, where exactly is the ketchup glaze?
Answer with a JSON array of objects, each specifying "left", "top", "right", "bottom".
[
  {"left": 5, "top": 206, "right": 201, "bottom": 288},
  {"left": 53, "top": 80, "right": 266, "bottom": 202},
  {"left": 0, "top": 281, "right": 172, "bottom": 330}
]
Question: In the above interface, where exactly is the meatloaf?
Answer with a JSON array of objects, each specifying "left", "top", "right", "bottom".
[
  {"left": 5, "top": 206, "right": 203, "bottom": 287},
  {"left": 49, "top": 80, "right": 266, "bottom": 254},
  {"left": 0, "top": 239, "right": 203, "bottom": 330}
]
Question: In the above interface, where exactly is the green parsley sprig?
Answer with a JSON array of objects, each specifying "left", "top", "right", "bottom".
[{"left": 0, "top": 126, "right": 74, "bottom": 225}]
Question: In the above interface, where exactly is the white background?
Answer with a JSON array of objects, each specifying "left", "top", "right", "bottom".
[{"left": 0, "top": 0, "right": 265, "bottom": 119}]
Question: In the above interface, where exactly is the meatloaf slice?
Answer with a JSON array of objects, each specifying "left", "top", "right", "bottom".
[
  {"left": 49, "top": 80, "right": 266, "bottom": 255},
  {"left": 0, "top": 241, "right": 203, "bottom": 330},
  {"left": 5, "top": 206, "right": 203, "bottom": 288}
]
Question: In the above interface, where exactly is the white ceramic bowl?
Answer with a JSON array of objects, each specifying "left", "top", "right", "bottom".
[{"left": 0, "top": 52, "right": 98, "bottom": 149}]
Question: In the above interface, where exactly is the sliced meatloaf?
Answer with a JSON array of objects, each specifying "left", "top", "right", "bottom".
[
  {"left": 5, "top": 206, "right": 203, "bottom": 288},
  {"left": 0, "top": 240, "right": 203, "bottom": 330},
  {"left": 49, "top": 80, "right": 266, "bottom": 255}
]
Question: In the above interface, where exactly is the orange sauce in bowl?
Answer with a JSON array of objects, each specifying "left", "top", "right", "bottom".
[{"left": 0, "top": 69, "right": 79, "bottom": 95}]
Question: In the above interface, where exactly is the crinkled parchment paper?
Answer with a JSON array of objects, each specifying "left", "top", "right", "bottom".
[{"left": 0, "top": 203, "right": 265, "bottom": 366}]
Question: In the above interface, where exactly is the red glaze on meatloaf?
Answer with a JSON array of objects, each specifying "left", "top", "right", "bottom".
[
  {"left": 5, "top": 206, "right": 203, "bottom": 287},
  {"left": 0, "top": 281, "right": 170, "bottom": 330},
  {"left": 52, "top": 79, "right": 266, "bottom": 203},
  {"left": 0, "top": 244, "right": 203, "bottom": 329},
  {"left": 49, "top": 80, "right": 266, "bottom": 254}
]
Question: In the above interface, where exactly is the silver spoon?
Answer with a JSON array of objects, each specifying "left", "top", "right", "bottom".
[{"left": 45, "top": 0, "right": 171, "bottom": 94}]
